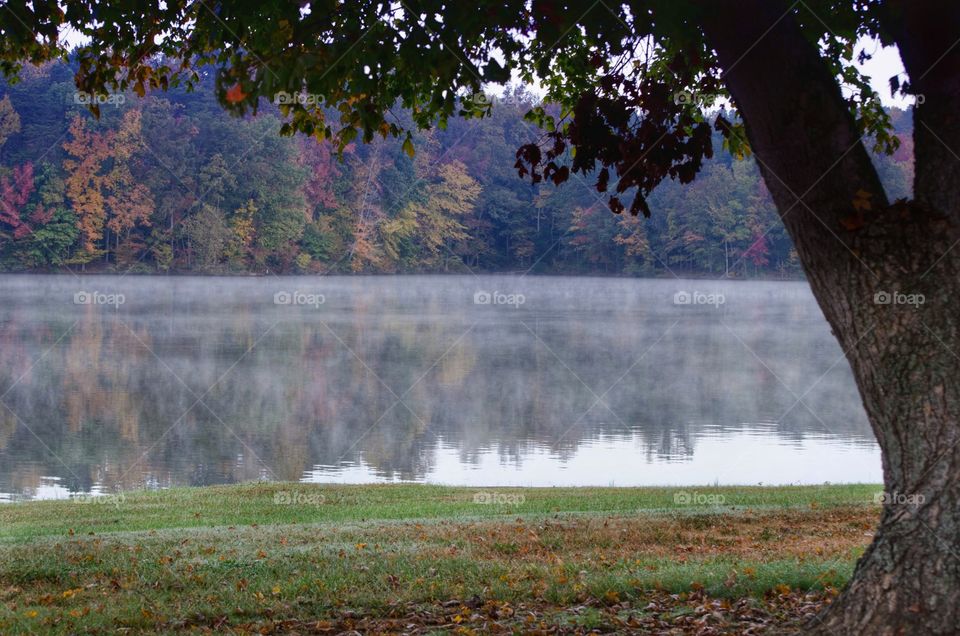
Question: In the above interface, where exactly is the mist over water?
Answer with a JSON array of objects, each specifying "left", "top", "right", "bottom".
[{"left": 0, "top": 274, "right": 880, "bottom": 500}]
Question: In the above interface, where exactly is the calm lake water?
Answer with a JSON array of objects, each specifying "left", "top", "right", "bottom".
[{"left": 0, "top": 275, "right": 881, "bottom": 500}]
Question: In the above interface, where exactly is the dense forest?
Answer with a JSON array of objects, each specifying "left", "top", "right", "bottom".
[{"left": 0, "top": 59, "right": 914, "bottom": 277}]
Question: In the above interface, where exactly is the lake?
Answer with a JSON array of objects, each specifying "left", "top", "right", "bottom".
[{"left": 0, "top": 274, "right": 881, "bottom": 500}]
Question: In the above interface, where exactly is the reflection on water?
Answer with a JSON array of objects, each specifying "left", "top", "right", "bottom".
[{"left": 0, "top": 275, "right": 880, "bottom": 500}]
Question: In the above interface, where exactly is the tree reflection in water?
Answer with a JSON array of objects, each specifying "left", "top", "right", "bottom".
[{"left": 0, "top": 275, "right": 877, "bottom": 499}]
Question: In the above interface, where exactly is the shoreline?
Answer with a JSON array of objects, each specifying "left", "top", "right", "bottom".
[
  {"left": 0, "top": 269, "right": 808, "bottom": 281},
  {"left": 1, "top": 482, "right": 882, "bottom": 529}
]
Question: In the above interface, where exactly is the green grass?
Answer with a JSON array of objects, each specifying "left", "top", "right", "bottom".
[
  {"left": 0, "top": 482, "right": 879, "bottom": 540},
  {"left": 0, "top": 483, "right": 880, "bottom": 634}
]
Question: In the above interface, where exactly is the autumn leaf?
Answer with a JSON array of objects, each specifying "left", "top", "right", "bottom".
[
  {"left": 852, "top": 189, "right": 873, "bottom": 212},
  {"left": 225, "top": 83, "right": 247, "bottom": 104},
  {"left": 839, "top": 213, "right": 865, "bottom": 231}
]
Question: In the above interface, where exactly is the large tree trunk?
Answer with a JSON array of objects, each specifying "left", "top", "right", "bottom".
[{"left": 701, "top": 1, "right": 960, "bottom": 633}]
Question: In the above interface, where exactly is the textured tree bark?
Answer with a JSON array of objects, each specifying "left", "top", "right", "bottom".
[
  {"left": 883, "top": 0, "right": 960, "bottom": 214},
  {"left": 700, "top": 1, "right": 960, "bottom": 633}
]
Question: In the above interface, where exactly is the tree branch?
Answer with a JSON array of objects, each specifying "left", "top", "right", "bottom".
[
  {"left": 697, "top": 0, "right": 889, "bottom": 335},
  {"left": 883, "top": 0, "right": 960, "bottom": 213}
]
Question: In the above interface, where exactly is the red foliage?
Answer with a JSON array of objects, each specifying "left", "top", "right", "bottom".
[
  {"left": 300, "top": 138, "right": 340, "bottom": 216},
  {"left": 0, "top": 163, "right": 36, "bottom": 237},
  {"left": 743, "top": 232, "right": 770, "bottom": 267}
]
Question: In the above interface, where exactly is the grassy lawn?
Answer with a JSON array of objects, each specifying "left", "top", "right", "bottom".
[{"left": 0, "top": 483, "right": 880, "bottom": 634}]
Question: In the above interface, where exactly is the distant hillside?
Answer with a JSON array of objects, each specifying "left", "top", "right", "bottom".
[{"left": 0, "top": 60, "right": 913, "bottom": 277}]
